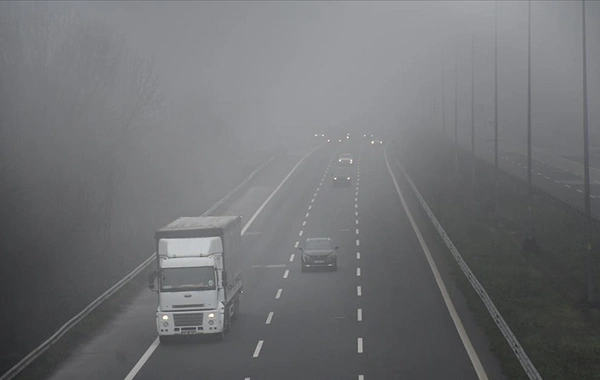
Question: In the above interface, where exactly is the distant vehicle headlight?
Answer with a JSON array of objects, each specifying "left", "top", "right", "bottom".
[
  {"left": 339, "top": 159, "right": 342, "bottom": 162},
  {"left": 347, "top": 177, "right": 351, "bottom": 180},
  {"left": 349, "top": 160, "right": 353, "bottom": 164},
  {"left": 161, "top": 315, "right": 169, "bottom": 321},
  {"left": 321, "top": 134, "right": 325, "bottom": 137},
  {"left": 327, "top": 139, "right": 331, "bottom": 142},
  {"left": 333, "top": 177, "right": 337, "bottom": 180},
  {"left": 314, "top": 134, "right": 318, "bottom": 137},
  {"left": 208, "top": 312, "right": 215, "bottom": 319},
  {"left": 371, "top": 141, "right": 374, "bottom": 144}
]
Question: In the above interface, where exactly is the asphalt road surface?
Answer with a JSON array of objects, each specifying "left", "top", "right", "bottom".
[{"left": 45, "top": 140, "right": 505, "bottom": 380}]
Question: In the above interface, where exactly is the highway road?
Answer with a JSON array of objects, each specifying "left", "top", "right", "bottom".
[
  {"left": 44, "top": 140, "right": 505, "bottom": 380},
  {"left": 473, "top": 137, "right": 600, "bottom": 217}
]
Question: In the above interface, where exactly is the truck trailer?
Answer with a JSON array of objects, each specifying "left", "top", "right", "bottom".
[{"left": 149, "top": 216, "right": 243, "bottom": 342}]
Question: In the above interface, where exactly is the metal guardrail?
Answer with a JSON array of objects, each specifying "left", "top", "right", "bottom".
[
  {"left": 392, "top": 153, "right": 543, "bottom": 380},
  {"left": 0, "top": 155, "right": 276, "bottom": 380}
]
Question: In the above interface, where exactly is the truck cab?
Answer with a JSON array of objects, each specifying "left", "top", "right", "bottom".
[{"left": 149, "top": 216, "right": 243, "bottom": 342}]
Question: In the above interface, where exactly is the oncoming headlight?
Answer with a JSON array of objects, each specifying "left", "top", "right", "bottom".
[
  {"left": 161, "top": 315, "right": 169, "bottom": 321},
  {"left": 208, "top": 312, "right": 216, "bottom": 319}
]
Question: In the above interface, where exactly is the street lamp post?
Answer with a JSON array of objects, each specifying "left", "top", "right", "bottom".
[
  {"left": 455, "top": 44, "right": 459, "bottom": 180},
  {"left": 471, "top": 33, "right": 476, "bottom": 192},
  {"left": 494, "top": 0, "right": 499, "bottom": 216},
  {"left": 581, "top": 0, "right": 594, "bottom": 304},
  {"left": 526, "top": 0, "right": 533, "bottom": 242}
]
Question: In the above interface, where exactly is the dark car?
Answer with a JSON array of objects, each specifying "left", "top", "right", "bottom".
[
  {"left": 331, "top": 168, "right": 352, "bottom": 187},
  {"left": 298, "top": 237, "right": 339, "bottom": 271}
]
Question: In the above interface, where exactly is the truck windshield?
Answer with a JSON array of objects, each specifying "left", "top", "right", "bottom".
[{"left": 161, "top": 267, "right": 216, "bottom": 292}]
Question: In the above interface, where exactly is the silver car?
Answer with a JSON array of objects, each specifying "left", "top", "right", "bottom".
[
  {"left": 338, "top": 153, "right": 353, "bottom": 166},
  {"left": 298, "top": 237, "right": 339, "bottom": 271}
]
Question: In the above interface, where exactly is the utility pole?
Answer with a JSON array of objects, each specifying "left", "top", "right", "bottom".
[
  {"left": 455, "top": 43, "right": 459, "bottom": 180},
  {"left": 471, "top": 32, "right": 476, "bottom": 192},
  {"left": 526, "top": 0, "right": 533, "bottom": 242},
  {"left": 494, "top": 0, "right": 499, "bottom": 216},
  {"left": 581, "top": 0, "right": 594, "bottom": 304}
]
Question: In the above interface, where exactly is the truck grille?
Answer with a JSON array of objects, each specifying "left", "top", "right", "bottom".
[{"left": 174, "top": 313, "right": 203, "bottom": 327}]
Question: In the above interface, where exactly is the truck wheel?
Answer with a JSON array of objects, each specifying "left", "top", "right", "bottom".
[
  {"left": 232, "top": 297, "right": 240, "bottom": 321},
  {"left": 224, "top": 312, "right": 231, "bottom": 334}
]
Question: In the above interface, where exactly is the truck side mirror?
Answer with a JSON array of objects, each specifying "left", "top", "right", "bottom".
[{"left": 148, "top": 271, "right": 157, "bottom": 291}]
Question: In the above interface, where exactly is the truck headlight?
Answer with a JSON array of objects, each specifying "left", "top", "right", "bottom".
[
  {"left": 161, "top": 315, "right": 169, "bottom": 321},
  {"left": 208, "top": 312, "right": 215, "bottom": 319}
]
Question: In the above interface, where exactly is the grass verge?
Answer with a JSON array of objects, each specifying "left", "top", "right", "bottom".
[{"left": 395, "top": 128, "right": 600, "bottom": 380}]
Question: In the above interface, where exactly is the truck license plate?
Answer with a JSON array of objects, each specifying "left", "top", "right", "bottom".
[
  {"left": 314, "top": 260, "right": 324, "bottom": 264},
  {"left": 181, "top": 331, "right": 198, "bottom": 335}
]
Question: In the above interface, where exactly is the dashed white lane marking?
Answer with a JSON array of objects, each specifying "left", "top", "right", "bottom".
[
  {"left": 355, "top": 204, "right": 358, "bottom": 208},
  {"left": 355, "top": 211, "right": 358, "bottom": 216},
  {"left": 565, "top": 184, "right": 571, "bottom": 188},
  {"left": 592, "top": 195, "right": 597, "bottom": 199},
  {"left": 356, "top": 192, "right": 359, "bottom": 196},
  {"left": 545, "top": 176, "right": 551, "bottom": 180},
  {"left": 283, "top": 269, "right": 289, "bottom": 279},
  {"left": 289, "top": 254, "right": 295, "bottom": 262},
  {"left": 266, "top": 312, "right": 274, "bottom": 324},
  {"left": 245, "top": 378, "right": 251, "bottom": 380},
  {"left": 554, "top": 180, "right": 560, "bottom": 184},
  {"left": 275, "top": 289, "right": 282, "bottom": 299},
  {"left": 311, "top": 198, "right": 315, "bottom": 203},
  {"left": 356, "top": 239, "right": 360, "bottom": 246},
  {"left": 299, "top": 230, "right": 303, "bottom": 236},
  {"left": 577, "top": 189, "right": 583, "bottom": 193},
  {"left": 355, "top": 197, "right": 358, "bottom": 202},
  {"left": 306, "top": 212, "right": 310, "bottom": 218},
  {"left": 302, "top": 221, "right": 306, "bottom": 226},
  {"left": 358, "top": 375, "right": 364, "bottom": 380},
  {"left": 314, "top": 193, "right": 318, "bottom": 197},
  {"left": 309, "top": 205, "right": 312, "bottom": 210},
  {"left": 253, "top": 340, "right": 264, "bottom": 358},
  {"left": 356, "top": 220, "right": 359, "bottom": 225},
  {"left": 357, "top": 338, "right": 363, "bottom": 353},
  {"left": 357, "top": 286, "right": 362, "bottom": 296},
  {"left": 357, "top": 267, "right": 361, "bottom": 276},
  {"left": 356, "top": 228, "right": 359, "bottom": 234},
  {"left": 357, "top": 309, "right": 363, "bottom": 322},
  {"left": 294, "top": 241, "right": 299, "bottom": 248},
  {"left": 357, "top": 252, "right": 361, "bottom": 259}
]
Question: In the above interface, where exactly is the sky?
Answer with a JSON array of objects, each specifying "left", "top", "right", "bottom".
[{"left": 70, "top": 0, "right": 600, "bottom": 151}]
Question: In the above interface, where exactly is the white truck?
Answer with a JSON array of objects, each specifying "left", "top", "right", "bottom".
[{"left": 148, "top": 216, "right": 243, "bottom": 342}]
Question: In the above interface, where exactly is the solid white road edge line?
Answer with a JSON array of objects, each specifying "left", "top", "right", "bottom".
[
  {"left": 383, "top": 143, "right": 489, "bottom": 380},
  {"left": 123, "top": 338, "right": 159, "bottom": 380},
  {"left": 253, "top": 340, "right": 264, "bottom": 358},
  {"left": 123, "top": 146, "right": 319, "bottom": 380}
]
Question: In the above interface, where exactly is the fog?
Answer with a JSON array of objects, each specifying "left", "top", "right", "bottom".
[{"left": 1, "top": 0, "right": 599, "bottom": 374}]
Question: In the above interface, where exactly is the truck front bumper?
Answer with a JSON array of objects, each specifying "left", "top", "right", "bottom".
[{"left": 156, "top": 309, "right": 223, "bottom": 336}]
